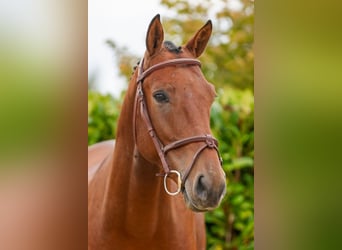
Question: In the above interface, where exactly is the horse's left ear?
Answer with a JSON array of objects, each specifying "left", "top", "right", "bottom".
[
  {"left": 146, "top": 14, "right": 164, "bottom": 57},
  {"left": 186, "top": 20, "right": 212, "bottom": 58}
]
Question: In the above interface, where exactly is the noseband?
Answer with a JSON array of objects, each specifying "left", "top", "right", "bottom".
[{"left": 133, "top": 57, "right": 223, "bottom": 196}]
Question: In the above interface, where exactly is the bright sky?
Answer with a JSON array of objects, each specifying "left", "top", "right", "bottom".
[
  {"left": 88, "top": 0, "right": 166, "bottom": 96},
  {"left": 88, "top": 0, "right": 243, "bottom": 97}
]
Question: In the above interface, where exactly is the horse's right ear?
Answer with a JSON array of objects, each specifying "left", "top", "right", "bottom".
[{"left": 146, "top": 14, "right": 164, "bottom": 57}]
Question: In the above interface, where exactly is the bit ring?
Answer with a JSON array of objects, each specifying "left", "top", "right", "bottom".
[{"left": 163, "top": 170, "right": 182, "bottom": 196}]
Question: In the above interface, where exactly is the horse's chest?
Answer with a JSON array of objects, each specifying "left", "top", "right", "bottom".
[{"left": 100, "top": 214, "right": 204, "bottom": 250}]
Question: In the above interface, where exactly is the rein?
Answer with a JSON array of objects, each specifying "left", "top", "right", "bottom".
[{"left": 133, "top": 57, "right": 222, "bottom": 195}]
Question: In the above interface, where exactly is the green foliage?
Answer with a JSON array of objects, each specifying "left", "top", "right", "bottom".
[
  {"left": 88, "top": 90, "right": 121, "bottom": 145},
  {"left": 207, "top": 87, "right": 254, "bottom": 249},
  {"left": 160, "top": 0, "right": 254, "bottom": 90}
]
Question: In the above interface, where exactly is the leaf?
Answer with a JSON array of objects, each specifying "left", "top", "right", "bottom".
[{"left": 227, "top": 157, "right": 254, "bottom": 171}]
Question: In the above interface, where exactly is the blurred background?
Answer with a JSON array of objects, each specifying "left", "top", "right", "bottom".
[
  {"left": 2, "top": 0, "right": 341, "bottom": 249},
  {"left": 0, "top": 1, "right": 87, "bottom": 249},
  {"left": 88, "top": 0, "right": 254, "bottom": 249}
]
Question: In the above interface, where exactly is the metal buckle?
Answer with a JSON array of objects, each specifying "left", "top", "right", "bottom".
[{"left": 163, "top": 170, "right": 182, "bottom": 196}]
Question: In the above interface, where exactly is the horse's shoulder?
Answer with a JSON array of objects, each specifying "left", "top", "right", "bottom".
[{"left": 88, "top": 140, "right": 115, "bottom": 182}]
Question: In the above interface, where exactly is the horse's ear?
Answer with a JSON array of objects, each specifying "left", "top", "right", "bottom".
[
  {"left": 186, "top": 20, "right": 212, "bottom": 58},
  {"left": 146, "top": 14, "right": 164, "bottom": 57}
]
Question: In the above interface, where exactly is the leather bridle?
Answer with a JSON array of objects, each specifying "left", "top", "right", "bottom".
[{"left": 133, "top": 57, "right": 223, "bottom": 196}]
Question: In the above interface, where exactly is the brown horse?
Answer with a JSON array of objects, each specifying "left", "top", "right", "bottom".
[{"left": 88, "top": 15, "right": 226, "bottom": 250}]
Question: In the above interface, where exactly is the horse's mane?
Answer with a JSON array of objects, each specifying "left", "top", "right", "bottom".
[
  {"left": 163, "top": 41, "right": 182, "bottom": 54},
  {"left": 131, "top": 41, "right": 181, "bottom": 74}
]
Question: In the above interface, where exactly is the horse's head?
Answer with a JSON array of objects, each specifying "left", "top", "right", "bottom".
[{"left": 135, "top": 15, "right": 226, "bottom": 212}]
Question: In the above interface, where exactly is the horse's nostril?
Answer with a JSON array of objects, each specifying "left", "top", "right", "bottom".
[
  {"left": 196, "top": 175, "right": 208, "bottom": 200},
  {"left": 194, "top": 175, "right": 226, "bottom": 208}
]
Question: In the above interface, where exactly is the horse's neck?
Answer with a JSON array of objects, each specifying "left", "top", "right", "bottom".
[
  {"left": 125, "top": 154, "right": 167, "bottom": 236},
  {"left": 101, "top": 74, "right": 170, "bottom": 237},
  {"left": 91, "top": 69, "right": 203, "bottom": 249}
]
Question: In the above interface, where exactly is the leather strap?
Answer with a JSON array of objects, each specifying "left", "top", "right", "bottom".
[
  {"left": 163, "top": 134, "right": 218, "bottom": 153},
  {"left": 137, "top": 58, "right": 201, "bottom": 83}
]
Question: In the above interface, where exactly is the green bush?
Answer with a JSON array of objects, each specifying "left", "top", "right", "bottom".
[
  {"left": 88, "top": 90, "right": 121, "bottom": 145},
  {"left": 207, "top": 86, "right": 254, "bottom": 250}
]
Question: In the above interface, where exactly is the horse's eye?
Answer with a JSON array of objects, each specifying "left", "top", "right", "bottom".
[{"left": 153, "top": 91, "right": 169, "bottom": 103}]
